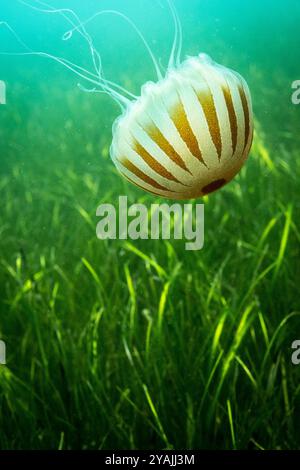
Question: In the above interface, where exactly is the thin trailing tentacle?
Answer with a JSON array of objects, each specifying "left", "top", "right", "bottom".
[
  {"left": 0, "top": 21, "right": 32, "bottom": 53},
  {"left": 0, "top": 47, "right": 130, "bottom": 109},
  {"left": 18, "top": 0, "right": 104, "bottom": 81},
  {"left": 0, "top": 22, "right": 135, "bottom": 102},
  {"left": 64, "top": 9, "right": 163, "bottom": 81},
  {"left": 17, "top": 0, "right": 137, "bottom": 100},
  {"left": 77, "top": 84, "right": 127, "bottom": 112},
  {"left": 1, "top": 0, "right": 167, "bottom": 105},
  {"left": 166, "top": 0, "right": 178, "bottom": 69},
  {"left": 174, "top": 2, "right": 183, "bottom": 66},
  {"left": 166, "top": 0, "right": 183, "bottom": 69},
  {"left": 1, "top": 2, "right": 137, "bottom": 107},
  {"left": 0, "top": 22, "right": 130, "bottom": 109},
  {"left": 23, "top": 0, "right": 163, "bottom": 81}
]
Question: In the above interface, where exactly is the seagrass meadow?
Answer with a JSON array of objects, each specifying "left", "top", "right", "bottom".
[{"left": 0, "top": 0, "right": 300, "bottom": 450}]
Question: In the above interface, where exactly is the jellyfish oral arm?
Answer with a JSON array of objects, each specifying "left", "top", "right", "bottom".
[{"left": 167, "top": 0, "right": 183, "bottom": 69}]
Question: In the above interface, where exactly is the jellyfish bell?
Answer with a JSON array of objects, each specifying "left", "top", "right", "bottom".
[
  {"left": 0, "top": 1, "right": 253, "bottom": 200},
  {"left": 111, "top": 53, "right": 253, "bottom": 199}
]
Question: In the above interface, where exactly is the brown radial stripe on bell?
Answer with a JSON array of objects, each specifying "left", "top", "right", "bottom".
[
  {"left": 131, "top": 138, "right": 183, "bottom": 184},
  {"left": 141, "top": 119, "right": 192, "bottom": 174},
  {"left": 169, "top": 95, "right": 205, "bottom": 165},
  {"left": 121, "top": 171, "right": 163, "bottom": 197},
  {"left": 221, "top": 83, "right": 238, "bottom": 155},
  {"left": 195, "top": 86, "right": 222, "bottom": 159},
  {"left": 120, "top": 157, "right": 169, "bottom": 191},
  {"left": 238, "top": 85, "right": 250, "bottom": 152}
]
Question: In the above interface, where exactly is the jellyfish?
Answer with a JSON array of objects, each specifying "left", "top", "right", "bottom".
[{"left": 1, "top": 0, "right": 253, "bottom": 199}]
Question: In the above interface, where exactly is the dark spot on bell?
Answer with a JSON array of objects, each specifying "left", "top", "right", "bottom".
[{"left": 202, "top": 178, "right": 226, "bottom": 195}]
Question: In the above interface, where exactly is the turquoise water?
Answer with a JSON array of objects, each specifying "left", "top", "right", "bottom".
[
  {"left": 1, "top": 0, "right": 300, "bottom": 450},
  {"left": 1, "top": 0, "right": 300, "bottom": 165}
]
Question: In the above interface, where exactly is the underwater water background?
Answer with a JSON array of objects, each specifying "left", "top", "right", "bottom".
[{"left": 0, "top": 0, "right": 300, "bottom": 450}]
